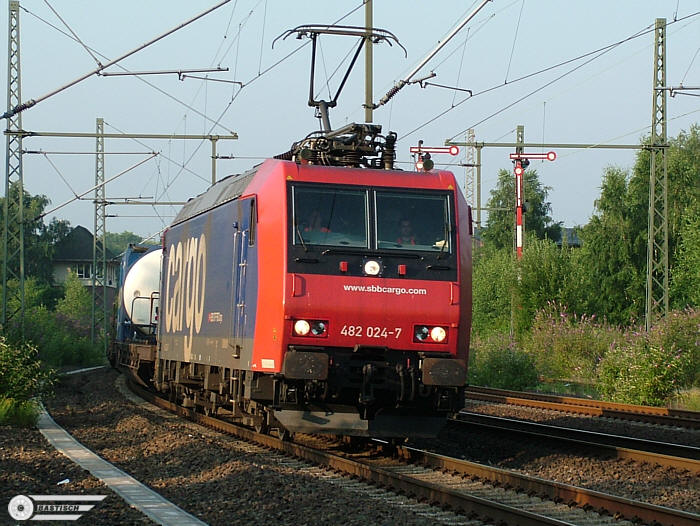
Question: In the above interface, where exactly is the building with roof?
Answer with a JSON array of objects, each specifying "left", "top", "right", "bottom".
[{"left": 52, "top": 226, "right": 120, "bottom": 306}]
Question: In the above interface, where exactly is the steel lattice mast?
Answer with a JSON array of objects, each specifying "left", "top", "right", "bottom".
[
  {"left": 92, "top": 118, "right": 107, "bottom": 351},
  {"left": 645, "top": 18, "right": 669, "bottom": 330},
  {"left": 3, "top": 0, "right": 24, "bottom": 331}
]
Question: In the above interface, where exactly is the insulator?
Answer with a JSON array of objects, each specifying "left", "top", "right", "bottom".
[{"left": 378, "top": 81, "right": 405, "bottom": 106}]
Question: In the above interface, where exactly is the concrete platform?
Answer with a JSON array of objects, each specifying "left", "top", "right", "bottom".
[{"left": 37, "top": 406, "right": 207, "bottom": 526}]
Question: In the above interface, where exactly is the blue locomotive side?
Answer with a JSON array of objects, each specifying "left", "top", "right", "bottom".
[{"left": 158, "top": 189, "right": 259, "bottom": 370}]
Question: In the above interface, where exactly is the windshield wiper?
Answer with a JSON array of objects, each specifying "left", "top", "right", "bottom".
[
  {"left": 295, "top": 224, "right": 308, "bottom": 252},
  {"left": 437, "top": 222, "right": 450, "bottom": 260}
]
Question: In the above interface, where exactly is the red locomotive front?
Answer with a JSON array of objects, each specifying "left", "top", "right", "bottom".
[{"left": 250, "top": 162, "right": 472, "bottom": 437}]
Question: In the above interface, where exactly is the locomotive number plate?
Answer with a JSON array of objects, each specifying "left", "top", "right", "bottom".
[{"left": 340, "top": 325, "right": 402, "bottom": 339}]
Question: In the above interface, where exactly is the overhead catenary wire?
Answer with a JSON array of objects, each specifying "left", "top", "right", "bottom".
[
  {"left": 42, "top": 0, "right": 101, "bottom": 66},
  {"left": 40, "top": 154, "right": 159, "bottom": 219},
  {"left": 504, "top": 0, "right": 525, "bottom": 83},
  {"left": 376, "top": 0, "right": 492, "bottom": 107},
  {"left": 3, "top": 0, "right": 233, "bottom": 120},
  {"left": 19, "top": 5, "right": 239, "bottom": 135},
  {"left": 680, "top": 45, "right": 700, "bottom": 85},
  {"left": 398, "top": 12, "right": 700, "bottom": 141}
]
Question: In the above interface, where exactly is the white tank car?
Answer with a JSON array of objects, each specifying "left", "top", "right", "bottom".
[{"left": 122, "top": 248, "right": 162, "bottom": 331}]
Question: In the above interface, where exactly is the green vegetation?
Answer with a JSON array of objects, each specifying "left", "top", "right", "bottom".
[
  {"left": 468, "top": 333, "right": 539, "bottom": 390},
  {"left": 469, "top": 125, "right": 700, "bottom": 407},
  {"left": 0, "top": 188, "right": 111, "bottom": 425},
  {"left": 0, "top": 338, "right": 56, "bottom": 427},
  {"left": 105, "top": 230, "right": 157, "bottom": 255}
]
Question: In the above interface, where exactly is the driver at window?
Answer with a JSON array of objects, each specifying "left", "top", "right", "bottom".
[
  {"left": 304, "top": 210, "right": 331, "bottom": 233},
  {"left": 396, "top": 218, "right": 415, "bottom": 245}
]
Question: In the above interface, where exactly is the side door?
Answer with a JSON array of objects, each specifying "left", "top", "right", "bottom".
[{"left": 230, "top": 197, "right": 257, "bottom": 364}]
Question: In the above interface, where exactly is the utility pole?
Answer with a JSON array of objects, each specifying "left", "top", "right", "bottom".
[
  {"left": 364, "top": 0, "right": 373, "bottom": 123},
  {"left": 92, "top": 118, "right": 107, "bottom": 352},
  {"left": 645, "top": 18, "right": 669, "bottom": 330},
  {"left": 3, "top": 0, "right": 24, "bottom": 332}
]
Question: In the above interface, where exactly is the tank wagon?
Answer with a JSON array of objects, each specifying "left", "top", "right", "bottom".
[
  {"left": 147, "top": 124, "right": 473, "bottom": 438},
  {"left": 110, "top": 244, "right": 161, "bottom": 385}
]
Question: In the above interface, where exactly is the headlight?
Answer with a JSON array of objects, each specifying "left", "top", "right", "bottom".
[
  {"left": 413, "top": 325, "right": 448, "bottom": 344},
  {"left": 430, "top": 326, "right": 447, "bottom": 343},
  {"left": 294, "top": 319, "right": 311, "bottom": 336},
  {"left": 363, "top": 259, "right": 382, "bottom": 276}
]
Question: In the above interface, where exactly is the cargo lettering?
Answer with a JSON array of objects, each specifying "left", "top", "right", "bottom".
[{"left": 164, "top": 233, "right": 207, "bottom": 356}]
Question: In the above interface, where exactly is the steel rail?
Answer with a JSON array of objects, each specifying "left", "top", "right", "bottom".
[
  {"left": 395, "top": 444, "right": 700, "bottom": 526},
  {"left": 127, "top": 381, "right": 569, "bottom": 525},
  {"left": 465, "top": 386, "right": 700, "bottom": 429},
  {"left": 127, "top": 380, "right": 698, "bottom": 526},
  {"left": 452, "top": 412, "right": 700, "bottom": 470}
]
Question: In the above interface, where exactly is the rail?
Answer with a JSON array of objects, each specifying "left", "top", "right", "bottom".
[
  {"left": 127, "top": 379, "right": 698, "bottom": 526},
  {"left": 465, "top": 386, "right": 700, "bottom": 429}
]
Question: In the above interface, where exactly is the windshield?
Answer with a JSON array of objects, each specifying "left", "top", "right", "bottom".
[
  {"left": 291, "top": 185, "right": 452, "bottom": 252},
  {"left": 376, "top": 191, "right": 451, "bottom": 252},
  {"left": 293, "top": 186, "right": 368, "bottom": 248}
]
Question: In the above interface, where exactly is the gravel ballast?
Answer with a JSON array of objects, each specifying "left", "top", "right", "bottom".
[
  {"left": 4, "top": 368, "right": 697, "bottom": 525},
  {"left": 41, "top": 369, "right": 472, "bottom": 526}
]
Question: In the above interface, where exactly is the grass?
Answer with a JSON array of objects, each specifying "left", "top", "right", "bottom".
[
  {"left": 0, "top": 397, "right": 40, "bottom": 427},
  {"left": 670, "top": 388, "right": 700, "bottom": 411}
]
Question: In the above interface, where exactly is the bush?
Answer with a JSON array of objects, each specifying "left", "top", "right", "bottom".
[
  {"left": 0, "top": 337, "right": 56, "bottom": 401},
  {"left": 0, "top": 397, "right": 40, "bottom": 427},
  {"left": 471, "top": 246, "right": 515, "bottom": 337},
  {"left": 0, "top": 337, "right": 55, "bottom": 427},
  {"left": 468, "top": 333, "right": 539, "bottom": 390},
  {"left": 647, "top": 308, "right": 700, "bottom": 387},
  {"left": 19, "top": 306, "right": 104, "bottom": 367},
  {"left": 525, "top": 302, "right": 623, "bottom": 382},
  {"left": 597, "top": 340, "right": 692, "bottom": 406}
]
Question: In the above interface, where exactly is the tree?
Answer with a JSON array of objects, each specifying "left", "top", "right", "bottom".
[
  {"left": 0, "top": 183, "right": 71, "bottom": 284},
  {"left": 670, "top": 201, "right": 700, "bottom": 308},
  {"left": 55, "top": 271, "right": 92, "bottom": 325},
  {"left": 579, "top": 167, "right": 642, "bottom": 323},
  {"left": 471, "top": 244, "right": 515, "bottom": 336},
  {"left": 579, "top": 124, "right": 700, "bottom": 321},
  {"left": 105, "top": 231, "right": 155, "bottom": 255},
  {"left": 481, "top": 168, "right": 562, "bottom": 249}
]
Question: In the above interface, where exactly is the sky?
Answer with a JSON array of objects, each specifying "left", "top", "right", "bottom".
[{"left": 2, "top": 0, "right": 699, "bottom": 240}]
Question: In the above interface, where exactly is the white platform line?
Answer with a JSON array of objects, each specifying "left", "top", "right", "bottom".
[{"left": 37, "top": 407, "right": 208, "bottom": 526}]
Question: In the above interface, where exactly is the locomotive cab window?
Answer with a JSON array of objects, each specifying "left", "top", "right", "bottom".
[
  {"left": 376, "top": 191, "right": 452, "bottom": 252},
  {"left": 292, "top": 186, "right": 368, "bottom": 248}
]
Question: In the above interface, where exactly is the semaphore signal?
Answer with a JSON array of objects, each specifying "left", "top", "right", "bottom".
[{"left": 511, "top": 151, "right": 556, "bottom": 258}]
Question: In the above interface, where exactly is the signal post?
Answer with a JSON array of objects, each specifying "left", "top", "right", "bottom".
[{"left": 508, "top": 150, "right": 556, "bottom": 258}]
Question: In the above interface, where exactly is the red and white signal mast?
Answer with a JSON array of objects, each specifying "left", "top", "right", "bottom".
[{"left": 509, "top": 151, "right": 556, "bottom": 258}]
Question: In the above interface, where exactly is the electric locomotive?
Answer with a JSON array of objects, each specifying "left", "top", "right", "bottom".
[{"left": 153, "top": 123, "right": 472, "bottom": 438}]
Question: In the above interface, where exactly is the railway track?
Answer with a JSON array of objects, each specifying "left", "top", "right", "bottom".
[
  {"left": 465, "top": 386, "right": 700, "bottom": 429},
  {"left": 127, "top": 379, "right": 699, "bottom": 526},
  {"left": 452, "top": 412, "right": 700, "bottom": 471}
]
